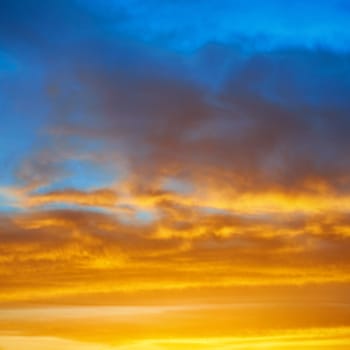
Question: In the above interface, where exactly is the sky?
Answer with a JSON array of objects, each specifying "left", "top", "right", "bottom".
[{"left": 1, "top": 0, "right": 350, "bottom": 349}]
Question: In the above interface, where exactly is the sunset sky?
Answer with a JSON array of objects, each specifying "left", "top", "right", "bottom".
[{"left": 1, "top": 1, "right": 350, "bottom": 349}]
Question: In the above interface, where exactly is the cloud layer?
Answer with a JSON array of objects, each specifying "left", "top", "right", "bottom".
[{"left": 1, "top": 1, "right": 350, "bottom": 349}]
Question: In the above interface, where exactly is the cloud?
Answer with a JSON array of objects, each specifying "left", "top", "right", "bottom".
[
  {"left": 2, "top": 0, "right": 350, "bottom": 196},
  {"left": 1, "top": 0, "right": 350, "bottom": 312},
  {"left": 1, "top": 203, "right": 350, "bottom": 304},
  {"left": 25, "top": 188, "right": 118, "bottom": 208},
  {"left": 39, "top": 44, "right": 350, "bottom": 198}
]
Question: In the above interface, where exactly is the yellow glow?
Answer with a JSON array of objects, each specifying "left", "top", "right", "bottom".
[{"left": 1, "top": 305, "right": 350, "bottom": 350}]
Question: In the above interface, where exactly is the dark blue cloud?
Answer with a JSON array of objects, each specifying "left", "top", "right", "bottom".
[{"left": 0, "top": 0, "right": 350, "bottom": 194}]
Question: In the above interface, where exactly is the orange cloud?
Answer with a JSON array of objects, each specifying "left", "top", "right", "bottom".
[
  {"left": 25, "top": 188, "right": 118, "bottom": 208},
  {"left": 1, "top": 202, "right": 350, "bottom": 305}
]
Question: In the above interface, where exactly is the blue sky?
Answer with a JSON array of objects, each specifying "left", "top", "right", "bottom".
[
  {"left": 1, "top": 0, "right": 350, "bottom": 203},
  {"left": 82, "top": 0, "right": 350, "bottom": 52}
]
